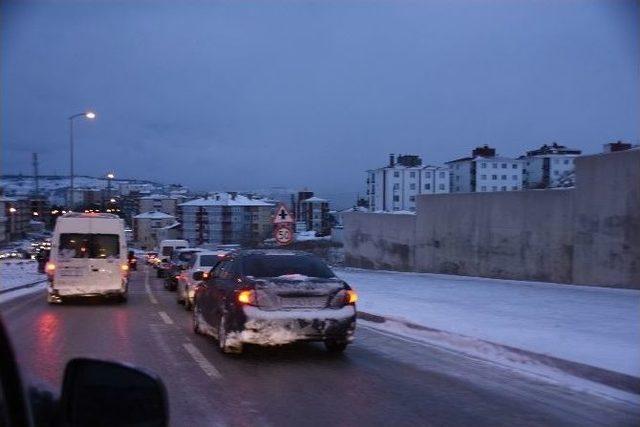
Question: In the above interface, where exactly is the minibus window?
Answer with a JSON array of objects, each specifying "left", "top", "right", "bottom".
[
  {"left": 59, "top": 234, "right": 120, "bottom": 259},
  {"left": 162, "top": 247, "right": 172, "bottom": 257}
]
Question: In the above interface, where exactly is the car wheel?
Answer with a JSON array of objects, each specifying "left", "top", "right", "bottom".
[
  {"left": 218, "top": 315, "right": 242, "bottom": 354},
  {"left": 324, "top": 339, "right": 348, "bottom": 353},
  {"left": 193, "top": 305, "right": 202, "bottom": 334},
  {"left": 47, "top": 293, "right": 61, "bottom": 304},
  {"left": 119, "top": 293, "right": 128, "bottom": 303}
]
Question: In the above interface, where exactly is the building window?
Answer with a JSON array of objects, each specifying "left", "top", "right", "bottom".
[
  {"left": 439, "top": 172, "right": 445, "bottom": 179},
  {"left": 456, "top": 176, "right": 460, "bottom": 181},
  {"left": 425, "top": 172, "right": 431, "bottom": 178},
  {"left": 554, "top": 170, "right": 559, "bottom": 175},
  {"left": 491, "top": 175, "right": 497, "bottom": 180},
  {"left": 393, "top": 195, "right": 399, "bottom": 202},
  {"left": 512, "top": 164, "right": 518, "bottom": 169},
  {"left": 481, "top": 162, "right": 487, "bottom": 168},
  {"left": 512, "top": 175, "right": 517, "bottom": 180},
  {"left": 501, "top": 163, "right": 507, "bottom": 168},
  {"left": 393, "top": 171, "right": 399, "bottom": 178},
  {"left": 409, "top": 183, "right": 416, "bottom": 190},
  {"left": 492, "top": 163, "right": 497, "bottom": 168},
  {"left": 564, "top": 159, "right": 570, "bottom": 165},
  {"left": 425, "top": 183, "right": 431, "bottom": 190},
  {"left": 481, "top": 186, "right": 487, "bottom": 191},
  {"left": 393, "top": 183, "right": 400, "bottom": 190},
  {"left": 512, "top": 186, "right": 518, "bottom": 190},
  {"left": 455, "top": 185, "right": 459, "bottom": 191},
  {"left": 439, "top": 184, "right": 445, "bottom": 190},
  {"left": 501, "top": 175, "right": 506, "bottom": 180},
  {"left": 410, "top": 171, "right": 416, "bottom": 178},
  {"left": 409, "top": 196, "right": 415, "bottom": 202},
  {"left": 492, "top": 186, "right": 497, "bottom": 191},
  {"left": 481, "top": 174, "right": 487, "bottom": 180},
  {"left": 501, "top": 186, "right": 507, "bottom": 191}
]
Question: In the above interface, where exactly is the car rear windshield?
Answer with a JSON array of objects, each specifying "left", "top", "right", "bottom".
[
  {"left": 199, "top": 255, "right": 219, "bottom": 266},
  {"left": 242, "top": 255, "right": 335, "bottom": 279},
  {"left": 59, "top": 234, "right": 120, "bottom": 259}
]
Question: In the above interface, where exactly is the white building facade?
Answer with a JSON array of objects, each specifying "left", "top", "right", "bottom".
[
  {"left": 521, "top": 143, "right": 581, "bottom": 189},
  {"left": 366, "top": 155, "right": 450, "bottom": 212},
  {"left": 447, "top": 146, "right": 523, "bottom": 193}
]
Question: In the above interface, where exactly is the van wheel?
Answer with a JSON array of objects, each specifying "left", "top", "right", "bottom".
[
  {"left": 47, "top": 294, "right": 61, "bottom": 304},
  {"left": 218, "top": 315, "right": 242, "bottom": 355}
]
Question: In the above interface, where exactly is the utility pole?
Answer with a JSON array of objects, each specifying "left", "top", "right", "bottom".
[{"left": 32, "top": 153, "right": 40, "bottom": 197}]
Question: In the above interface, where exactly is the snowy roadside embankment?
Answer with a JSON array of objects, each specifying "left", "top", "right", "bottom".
[
  {"left": 335, "top": 267, "right": 640, "bottom": 380},
  {"left": 1, "top": 260, "right": 46, "bottom": 299}
]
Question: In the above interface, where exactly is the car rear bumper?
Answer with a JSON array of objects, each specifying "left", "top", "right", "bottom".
[
  {"left": 49, "top": 281, "right": 127, "bottom": 297},
  {"left": 236, "top": 305, "right": 357, "bottom": 345}
]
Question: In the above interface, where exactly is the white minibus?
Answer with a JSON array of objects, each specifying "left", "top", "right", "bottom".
[{"left": 47, "top": 213, "right": 129, "bottom": 303}]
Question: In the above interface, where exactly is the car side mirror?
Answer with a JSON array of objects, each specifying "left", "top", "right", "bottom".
[{"left": 60, "top": 358, "right": 168, "bottom": 427}]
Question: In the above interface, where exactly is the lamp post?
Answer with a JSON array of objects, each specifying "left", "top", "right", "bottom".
[
  {"left": 106, "top": 172, "right": 115, "bottom": 210},
  {"left": 68, "top": 111, "right": 96, "bottom": 209}
]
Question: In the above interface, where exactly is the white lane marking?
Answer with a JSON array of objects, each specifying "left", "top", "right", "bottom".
[
  {"left": 183, "top": 343, "right": 222, "bottom": 379},
  {"left": 158, "top": 311, "right": 174, "bottom": 325},
  {"left": 144, "top": 268, "right": 158, "bottom": 304}
]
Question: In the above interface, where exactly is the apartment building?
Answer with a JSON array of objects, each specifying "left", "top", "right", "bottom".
[
  {"left": 366, "top": 154, "right": 450, "bottom": 212},
  {"left": 297, "top": 194, "right": 331, "bottom": 235},
  {"left": 179, "top": 192, "right": 274, "bottom": 247},
  {"left": 133, "top": 211, "right": 176, "bottom": 250},
  {"left": 521, "top": 143, "right": 581, "bottom": 189},
  {"left": 139, "top": 194, "right": 180, "bottom": 216},
  {"left": 446, "top": 146, "right": 523, "bottom": 193}
]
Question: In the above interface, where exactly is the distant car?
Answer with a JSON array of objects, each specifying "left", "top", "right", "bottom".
[
  {"left": 177, "top": 250, "right": 226, "bottom": 310},
  {"left": 192, "top": 250, "right": 357, "bottom": 354},
  {"left": 164, "top": 248, "right": 202, "bottom": 291}
]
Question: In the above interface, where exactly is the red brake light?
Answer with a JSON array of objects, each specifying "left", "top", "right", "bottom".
[
  {"left": 237, "top": 290, "right": 255, "bottom": 305},
  {"left": 45, "top": 262, "right": 56, "bottom": 272},
  {"left": 347, "top": 290, "right": 358, "bottom": 304}
]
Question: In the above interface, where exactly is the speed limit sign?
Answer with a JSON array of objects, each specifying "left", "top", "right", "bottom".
[{"left": 274, "top": 224, "right": 294, "bottom": 246}]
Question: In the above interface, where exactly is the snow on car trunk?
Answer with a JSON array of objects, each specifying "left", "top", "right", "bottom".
[{"left": 252, "top": 276, "right": 345, "bottom": 310}]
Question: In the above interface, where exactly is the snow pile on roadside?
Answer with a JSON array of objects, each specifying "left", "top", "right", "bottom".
[
  {"left": 335, "top": 267, "right": 640, "bottom": 378},
  {"left": 295, "top": 231, "right": 331, "bottom": 241},
  {"left": 0, "top": 260, "right": 45, "bottom": 292}
]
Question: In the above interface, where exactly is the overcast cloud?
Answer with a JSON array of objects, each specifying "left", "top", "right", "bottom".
[{"left": 2, "top": 0, "right": 638, "bottom": 207}]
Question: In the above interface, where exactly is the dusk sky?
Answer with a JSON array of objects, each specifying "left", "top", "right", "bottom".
[{"left": 2, "top": 0, "right": 638, "bottom": 207}]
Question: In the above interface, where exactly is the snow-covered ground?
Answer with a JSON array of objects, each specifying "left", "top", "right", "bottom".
[
  {"left": 1, "top": 260, "right": 46, "bottom": 292},
  {"left": 335, "top": 267, "right": 640, "bottom": 378}
]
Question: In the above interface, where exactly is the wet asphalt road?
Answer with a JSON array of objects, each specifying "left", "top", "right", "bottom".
[{"left": 2, "top": 265, "right": 639, "bottom": 427}]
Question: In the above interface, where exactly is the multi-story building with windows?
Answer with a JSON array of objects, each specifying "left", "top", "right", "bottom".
[
  {"left": 139, "top": 194, "right": 180, "bottom": 216},
  {"left": 133, "top": 211, "right": 176, "bottom": 250},
  {"left": 366, "top": 154, "right": 449, "bottom": 212},
  {"left": 521, "top": 143, "right": 581, "bottom": 189},
  {"left": 297, "top": 195, "right": 331, "bottom": 236},
  {"left": 178, "top": 193, "right": 274, "bottom": 247},
  {"left": 446, "top": 146, "right": 523, "bottom": 193}
]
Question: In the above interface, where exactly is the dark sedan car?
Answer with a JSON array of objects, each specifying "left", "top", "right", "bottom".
[{"left": 192, "top": 250, "right": 357, "bottom": 354}]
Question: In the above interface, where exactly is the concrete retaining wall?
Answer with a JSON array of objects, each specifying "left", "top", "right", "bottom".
[
  {"left": 343, "top": 213, "right": 416, "bottom": 271},
  {"left": 343, "top": 149, "right": 640, "bottom": 288},
  {"left": 571, "top": 150, "right": 640, "bottom": 287},
  {"left": 414, "top": 189, "right": 575, "bottom": 283}
]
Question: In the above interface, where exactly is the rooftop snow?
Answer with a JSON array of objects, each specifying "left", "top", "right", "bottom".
[
  {"left": 133, "top": 210, "right": 175, "bottom": 219},
  {"left": 179, "top": 193, "right": 274, "bottom": 207}
]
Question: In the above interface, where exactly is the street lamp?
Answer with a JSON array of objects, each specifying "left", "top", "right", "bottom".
[
  {"left": 106, "top": 172, "right": 115, "bottom": 204},
  {"left": 68, "top": 111, "right": 97, "bottom": 209}
]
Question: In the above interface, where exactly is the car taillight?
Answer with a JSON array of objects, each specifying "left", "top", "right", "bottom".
[
  {"left": 237, "top": 290, "right": 256, "bottom": 305},
  {"left": 45, "top": 262, "right": 56, "bottom": 273},
  {"left": 202, "top": 272, "right": 209, "bottom": 279},
  {"left": 346, "top": 290, "right": 358, "bottom": 304},
  {"left": 330, "top": 289, "right": 358, "bottom": 307},
  {"left": 121, "top": 264, "right": 129, "bottom": 272}
]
